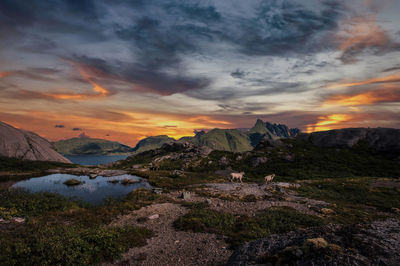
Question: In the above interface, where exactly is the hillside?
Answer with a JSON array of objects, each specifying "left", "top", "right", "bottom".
[
  {"left": 0, "top": 121, "right": 70, "bottom": 163},
  {"left": 132, "top": 135, "right": 176, "bottom": 154},
  {"left": 300, "top": 127, "right": 400, "bottom": 154},
  {"left": 55, "top": 138, "right": 132, "bottom": 155}
]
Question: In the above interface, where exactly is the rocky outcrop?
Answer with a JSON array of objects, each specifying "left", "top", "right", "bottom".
[
  {"left": 228, "top": 219, "right": 400, "bottom": 266},
  {"left": 0, "top": 121, "right": 70, "bottom": 163},
  {"left": 300, "top": 128, "right": 400, "bottom": 154}
]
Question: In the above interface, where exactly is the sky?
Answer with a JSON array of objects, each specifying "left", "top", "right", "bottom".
[{"left": 1, "top": 0, "right": 400, "bottom": 146}]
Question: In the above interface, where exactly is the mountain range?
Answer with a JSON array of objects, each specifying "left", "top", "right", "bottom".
[{"left": 132, "top": 119, "right": 301, "bottom": 154}]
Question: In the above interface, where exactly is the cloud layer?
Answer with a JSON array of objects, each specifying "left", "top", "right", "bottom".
[{"left": 0, "top": 0, "right": 400, "bottom": 145}]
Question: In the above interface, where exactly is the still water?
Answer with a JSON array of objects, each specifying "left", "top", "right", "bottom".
[{"left": 12, "top": 173, "right": 151, "bottom": 205}]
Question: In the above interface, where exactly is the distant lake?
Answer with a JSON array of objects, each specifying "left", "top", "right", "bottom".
[
  {"left": 12, "top": 173, "right": 151, "bottom": 205},
  {"left": 65, "top": 155, "right": 129, "bottom": 166}
]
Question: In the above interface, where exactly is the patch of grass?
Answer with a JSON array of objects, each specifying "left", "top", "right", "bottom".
[
  {"left": 0, "top": 188, "right": 158, "bottom": 265},
  {"left": 63, "top": 178, "right": 82, "bottom": 186},
  {"left": 0, "top": 223, "right": 152, "bottom": 266},
  {"left": 174, "top": 207, "right": 324, "bottom": 247},
  {"left": 0, "top": 156, "right": 75, "bottom": 173},
  {"left": 0, "top": 189, "right": 79, "bottom": 219},
  {"left": 134, "top": 170, "right": 222, "bottom": 190},
  {"left": 297, "top": 178, "right": 400, "bottom": 223}
]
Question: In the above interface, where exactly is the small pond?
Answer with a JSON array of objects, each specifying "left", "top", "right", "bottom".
[{"left": 12, "top": 173, "right": 152, "bottom": 205}]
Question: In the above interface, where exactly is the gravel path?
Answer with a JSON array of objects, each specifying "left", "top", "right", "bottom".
[{"left": 110, "top": 203, "right": 232, "bottom": 266}]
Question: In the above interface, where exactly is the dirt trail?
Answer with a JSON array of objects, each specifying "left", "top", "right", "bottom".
[{"left": 111, "top": 203, "right": 232, "bottom": 266}]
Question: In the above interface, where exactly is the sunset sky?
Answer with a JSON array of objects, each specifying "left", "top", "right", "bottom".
[{"left": 1, "top": 0, "right": 400, "bottom": 146}]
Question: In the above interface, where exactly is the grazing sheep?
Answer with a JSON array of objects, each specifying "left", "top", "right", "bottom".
[
  {"left": 264, "top": 174, "right": 275, "bottom": 183},
  {"left": 230, "top": 172, "right": 245, "bottom": 183}
]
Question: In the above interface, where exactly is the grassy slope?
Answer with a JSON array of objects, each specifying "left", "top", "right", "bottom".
[
  {"left": 192, "top": 139, "right": 400, "bottom": 181},
  {"left": 193, "top": 129, "right": 253, "bottom": 152},
  {"left": 55, "top": 138, "right": 132, "bottom": 155},
  {"left": 132, "top": 135, "right": 175, "bottom": 154}
]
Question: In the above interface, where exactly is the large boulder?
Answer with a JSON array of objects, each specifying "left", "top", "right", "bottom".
[
  {"left": 227, "top": 219, "right": 400, "bottom": 265},
  {"left": 0, "top": 121, "right": 71, "bottom": 163}
]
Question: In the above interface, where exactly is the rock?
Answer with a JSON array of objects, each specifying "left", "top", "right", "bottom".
[
  {"left": 303, "top": 238, "right": 328, "bottom": 250},
  {"left": 180, "top": 192, "right": 191, "bottom": 200},
  {"left": 0, "top": 121, "right": 71, "bottom": 163},
  {"left": 89, "top": 174, "right": 97, "bottom": 179},
  {"left": 249, "top": 157, "right": 268, "bottom": 167},
  {"left": 148, "top": 214, "right": 159, "bottom": 220},
  {"left": 275, "top": 182, "right": 301, "bottom": 189},
  {"left": 320, "top": 208, "right": 335, "bottom": 215},
  {"left": 217, "top": 202, "right": 224, "bottom": 207},
  {"left": 153, "top": 188, "right": 163, "bottom": 194},
  {"left": 206, "top": 199, "right": 212, "bottom": 204},
  {"left": 227, "top": 218, "right": 400, "bottom": 266},
  {"left": 219, "top": 156, "right": 229, "bottom": 166},
  {"left": 13, "top": 217, "right": 26, "bottom": 223}
]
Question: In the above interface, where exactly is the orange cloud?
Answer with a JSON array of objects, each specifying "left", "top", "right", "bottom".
[
  {"left": 0, "top": 72, "right": 13, "bottom": 78},
  {"left": 0, "top": 109, "right": 233, "bottom": 146},
  {"left": 13, "top": 60, "right": 113, "bottom": 101},
  {"left": 324, "top": 85, "right": 400, "bottom": 106},
  {"left": 327, "top": 72, "right": 400, "bottom": 89},
  {"left": 306, "top": 114, "right": 351, "bottom": 132},
  {"left": 338, "top": 15, "right": 396, "bottom": 63}
]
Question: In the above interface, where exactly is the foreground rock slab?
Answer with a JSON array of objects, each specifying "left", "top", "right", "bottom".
[{"left": 228, "top": 218, "right": 400, "bottom": 266}]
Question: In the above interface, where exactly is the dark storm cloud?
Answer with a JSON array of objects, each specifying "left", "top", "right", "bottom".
[
  {"left": 0, "top": 0, "right": 350, "bottom": 98},
  {"left": 72, "top": 127, "right": 81, "bottom": 131},
  {"left": 72, "top": 56, "right": 211, "bottom": 95},
  {"left": 229, "top": 1, "right": 344, "bottom": 56},
  {"left": 55, "top": 124, "right": 65, "bottom": 128}
]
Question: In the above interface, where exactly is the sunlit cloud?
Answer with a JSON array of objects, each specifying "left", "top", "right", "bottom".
[
  {"left": 0, "top": 72, "right": 13, "bottom": 78},
  {"left": 337, "top": 15, "right": 399, "bottom": 63},
  {"left": 324, "top": 85, "right": 400, "bottom": 106},
  {"left": 306, "top": 114, "right": 351, "bottom": 132},
  {"left": 326, "top": 72, "right": 400, "bottom": 89}
]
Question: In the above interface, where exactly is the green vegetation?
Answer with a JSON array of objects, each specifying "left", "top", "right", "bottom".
[
  {"left": 193, "top": 139, "right": 400, "bottom": 181},
  {"left": 0, "top": 188, "right": 158, "bottom": 265},
  {"left": 174, "top": 207, "right": 324, "bottom": 247},
  {"left": 296, "top": 177, "right": 400, "bottom": 223},
  {"left": 63, "top": 178, "right": 83, "bottom": 186},
  {"left": 191, "top": 128, "right": 253, "bottom": 152},
  {"left": 132, "top": 135, "right": 175, "bottom": 154},
  {"left": 0, "top": 156, "right": 74, "bottom": 173},
  {"left": 55, "top": 137, "right": 132, "bottom": 155},
  {"left": 131, "top": 170, "right": 223, "bottom": 190}
]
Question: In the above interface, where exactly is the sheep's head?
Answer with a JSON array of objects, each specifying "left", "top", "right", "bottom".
[{"left": 240, "top": 171, "right": 245, "bottom": 175}]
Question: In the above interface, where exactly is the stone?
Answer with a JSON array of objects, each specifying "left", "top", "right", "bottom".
[
  {"left": 89, "top": 173, "right": 97, "bottom": 179},
  {"left": 206, "top": 199, "right": 212, "bottom": 204},
  {"left": 320, "top": 208, "right": 335, "bottom": 215},
  {"left": 180, "top": 191, "right": 191, "bottom": 200},
  {"left": 0, "top": 121, "right": 71, "bottom": 163},
  {"left": 303, "top": 238, "right": 329, "bottom": 250},
  {"left": 148, "top": 214, "right": 159, "bottom": 220},
  {"left": 13, "top": 217, "right": 26, "bottom": 223}
]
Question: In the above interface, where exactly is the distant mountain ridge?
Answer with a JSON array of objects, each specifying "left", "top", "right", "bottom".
[
  {"left": 299, "top": 127, "right": 400, "bottom": 154},
  {"left": 55, "top": 137, "right": 132, "bottom": 155},
  {"left": 132, "top": 119, "right": 301, "bottom": 153},
  {"left": 0, "top": 121, "right": 70, "bottom": 163}
]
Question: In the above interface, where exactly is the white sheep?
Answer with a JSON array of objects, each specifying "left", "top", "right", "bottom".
[
  {"left": 230, "top": 172, "right": 245, "bottom": 183},
  {"left": 264, "top": 174, "right": 275, "bottom": 183}
]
